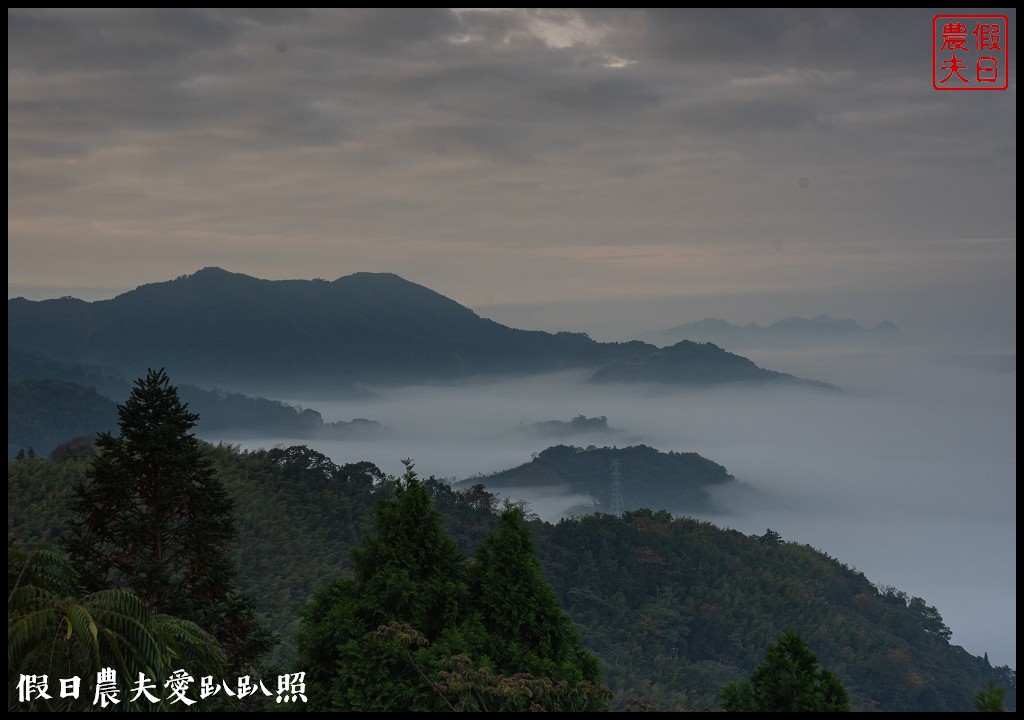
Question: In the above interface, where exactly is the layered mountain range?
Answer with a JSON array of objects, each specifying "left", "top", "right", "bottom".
[
  {"left": 634, "top": 314, "right": 907, "bottom": 349},
  {"left": 8, "top": 267, "right": 833, "bottom": 396}
]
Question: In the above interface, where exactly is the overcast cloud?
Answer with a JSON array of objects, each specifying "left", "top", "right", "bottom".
[{"left": 7, "top": 8, "right": 1016, "bottom": 349}]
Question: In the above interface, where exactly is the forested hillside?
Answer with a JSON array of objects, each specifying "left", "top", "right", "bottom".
[
  {"left": 7, "top": 351, "right": 379, "bottom": 459},
  {"left": 8, "top": 444, "right": 1014, "bottom": 712},
  {"left": 459, "top": 444, "right": 733, "bottom": 514}
]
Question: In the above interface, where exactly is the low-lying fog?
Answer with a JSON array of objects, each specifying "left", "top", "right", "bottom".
[{"left": 212, "top": 343, "right": 1016, "bottom": 669}]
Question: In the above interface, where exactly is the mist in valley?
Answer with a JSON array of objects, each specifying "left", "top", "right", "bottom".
[{"left": 210, "top": 336, "right": 1016, "bottom": 670}]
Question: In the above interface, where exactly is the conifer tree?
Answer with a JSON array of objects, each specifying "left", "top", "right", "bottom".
[
  {"left": 720, "top": 628, "right": 849, "bottom": 712},
  {"left": 975, "top": 681, "right": 1006, "bottom": 712},
  {"left": 467, "top": 504, "right": 606, "bottom": 709},
  {"left": 297, "top": 459, "right": 468, "bottom": 710},
  {"left": 64, "top": 368, "right": 273, "bottom": 673},
  {"left": 296, "top": 462, "right": 609, "bottom": 711}
]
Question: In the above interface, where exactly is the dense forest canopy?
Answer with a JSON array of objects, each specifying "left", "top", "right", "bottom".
[{"left": 9, "top": 434, "right": 1015, "bottom": 711}]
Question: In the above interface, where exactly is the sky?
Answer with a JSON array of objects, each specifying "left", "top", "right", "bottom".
[
  {"left": 6, "top": 8, "right": 1016, "bottom": 349},
  {"left": 6, "top": 6, "right": 1017, "bottom": 671}
]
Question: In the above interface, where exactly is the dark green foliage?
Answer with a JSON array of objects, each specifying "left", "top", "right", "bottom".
[
  {"left": 7, "top": 379, "right": 118, "bottom": 459},
  {"left": 206, "top": 443, "right": 386, "bottom": 667},
  {"left": 471, "top": 506, "right": 576, "bottom": 662},
  {"left": 531, "top": 510, "right": 1015, "bottom": 711},
  {"left": 423, "top": 477, "right": 501, "bottom": 553},
  {"left": 467, "top": 505, "right": 607, "bottom": 710},
  {"left": 8, "top": 545, "right": 226, "bottom": 712},
  {"left": 296, "top": 462, "right": 609, "bottom": 711},
  {"left": 8, "top": 453, "right": 90, "bottom": 547},
  {"left": 720, "top": 629, "right": 850, "bottom": 711},
  {"left": 976, "top": 681, "right": 1006, "bottom": 711},
  {"left": 348, "top": 461, "right": 468, "bottom": 643},
  {"left": 296, "top": 460, "right": 470, "bottom": 711},
  {"left": 9, "top": 443, "right": 1016, "bottom": 713},
  {"left": 62, "top": 369, "right": 274, "bottom": 673},
  {"left": 908, "top": 595, "right": 953, "bottom": 641}
]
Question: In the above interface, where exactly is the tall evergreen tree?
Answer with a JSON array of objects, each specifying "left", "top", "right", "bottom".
[
  {"left": 975, "top": 682, "right": 1006, "bottom": 712},
  {"left": 296, "top": 462, "right": 609, "bottom": 711},
  {"left": 720, "top": 628, "right": 850, "bottom": 712},
  {"left": 297, "top": 460, "right": 468, "bottom": 711},
  {"left": 63, "top": 369, "right": 273, "bottom": 673},
  {"left": 467, "top": 504, "right": 606, "bottom": 709},
  {"left": 349, "top": 459, "right": 468, "bottom": 641}
]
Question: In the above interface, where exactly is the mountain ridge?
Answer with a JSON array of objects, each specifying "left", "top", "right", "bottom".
[
  {"left": 634, "top": 313, "right": 908, "bottom": 350},
  {"left": 9, "top": 267, "right": 834, "bottom": 395}
]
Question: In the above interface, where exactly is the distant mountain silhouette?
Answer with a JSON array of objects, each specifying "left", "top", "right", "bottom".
[
  {"left": 7, "top": 349, "right": 380, "bottom": 459},
  {"left": 7, "top": 378, "right": 119, "bottom": 459},
  {"left": 634, "top": 314, "right": 907, "bottom": 349},
  {"left": 8, "top": 268, "right": 833, "bottom": 394},
  {"left": 517, "top": 415, "right": 628, "bottom": 441}
]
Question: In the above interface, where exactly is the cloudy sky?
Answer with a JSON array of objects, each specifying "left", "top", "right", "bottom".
[{"left": 7, "top": 8, "right": 1016, "bottom": 345}]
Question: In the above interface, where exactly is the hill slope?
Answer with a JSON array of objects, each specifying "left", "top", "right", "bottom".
[
  {"left": 7, "top": 445, "right": 1015, "bottom": 712},
  {"left": 8, "top": 268, "right": 831, "bottom": 394}
]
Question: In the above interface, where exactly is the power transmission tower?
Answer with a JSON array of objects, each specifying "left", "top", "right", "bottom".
[{"left": 609, "top": 458, "right": 625, "bottom": 516}]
